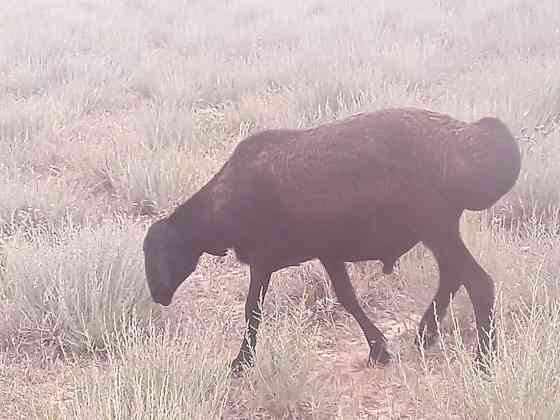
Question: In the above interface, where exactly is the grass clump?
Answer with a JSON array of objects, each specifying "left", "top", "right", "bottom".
[
  {"left": 0, "top": 172, "right": 96, "bottom": 236},
  {"left": 453, "top": 276, "right": 560, "bottom": 420},
  {"left": 0, "top": 221, "right": 158, "bottom": 356},
  {"left": 52, "top": 320, "right": 231, "bottom": 420},
  {"left": 240, "top": 300, "right": 324, "bottom": 418},
  {"left": 510, "top": 126, "right": 560, "bottom": 225}
]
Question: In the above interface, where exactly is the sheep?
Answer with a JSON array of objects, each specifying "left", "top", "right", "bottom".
[{"left": 143, "top": 107, "right": 521, "bottom": 372}]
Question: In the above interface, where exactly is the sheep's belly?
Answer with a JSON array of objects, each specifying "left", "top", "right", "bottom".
[{"left": 249, "top": 219, "right": 420, "bottom": 272}]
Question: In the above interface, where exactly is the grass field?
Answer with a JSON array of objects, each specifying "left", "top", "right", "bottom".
[{"left": 1, "top": 0, "right": 560, "bottom": 418}]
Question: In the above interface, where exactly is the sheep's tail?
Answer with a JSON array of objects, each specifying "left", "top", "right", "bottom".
[{"left": 444, "top": 117, "right": 521, "bottom": 211}]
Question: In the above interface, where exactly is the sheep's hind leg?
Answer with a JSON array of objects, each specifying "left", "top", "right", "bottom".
[
  {"left": 425, "top": 232, "right": 497, "bottom": 368},
  {"left": 321, "top": 258, "right": 392, "bottom": 366},
  {"left": 231, "top": 264, "right": 271, "bottom": 374},
  {"left": 415, "top": 260, "right": 462, "bottom": 351}
]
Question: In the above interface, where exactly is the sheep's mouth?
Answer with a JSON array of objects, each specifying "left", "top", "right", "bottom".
[{"left": 151, "top": 290, "right": 173, "bottom": 306}]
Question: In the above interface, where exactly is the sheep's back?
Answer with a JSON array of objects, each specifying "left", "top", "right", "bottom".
[{"left": 222, "top": 108, "right": 520, "bottom": 223}]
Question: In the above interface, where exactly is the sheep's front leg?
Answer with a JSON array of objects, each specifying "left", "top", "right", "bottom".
[
  {"left": 321, "top": 258, "right": 392, "bottom": 366},
  {"left": 231, "top": 264, "right": 271, "bottom": 374}
]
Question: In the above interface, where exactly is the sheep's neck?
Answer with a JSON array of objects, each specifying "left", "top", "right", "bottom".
[{"left": 169, "top": 187, "right": 232, "bottom": 255}]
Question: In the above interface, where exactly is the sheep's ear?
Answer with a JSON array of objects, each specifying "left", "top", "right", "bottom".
[{"left": 206, "top": 248, "right": 228, "bottom": 257}]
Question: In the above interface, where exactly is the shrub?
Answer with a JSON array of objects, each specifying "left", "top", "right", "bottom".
[
  {"left": 0, "top": 221, "right": 158, "bottom": 356},
  {"left": 54, "top": 320, "right": 231, "bottom": 420}
]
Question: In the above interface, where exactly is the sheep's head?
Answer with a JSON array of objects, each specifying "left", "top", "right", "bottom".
[{"left": 143, "top": 219, "right": 202, "bottom": 306}]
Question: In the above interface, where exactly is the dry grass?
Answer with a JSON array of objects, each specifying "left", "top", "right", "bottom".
[
  {"left": 1, "top": 0, "right": 560, "bottom": 418},
  {"left": 51, "top": 320, "right": 232, "bottom": 420},
  {"left": 0, "top": 221, "right": 159, "bottom": 358}
]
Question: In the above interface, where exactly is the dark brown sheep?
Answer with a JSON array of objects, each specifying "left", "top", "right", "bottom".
[{"left": 143, "top": 107, "right": 521, "bottom": 372}]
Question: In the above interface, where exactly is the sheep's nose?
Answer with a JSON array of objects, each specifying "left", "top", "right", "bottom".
[{"left": 151, "top": 290, "right": 172, "bottom": 306}]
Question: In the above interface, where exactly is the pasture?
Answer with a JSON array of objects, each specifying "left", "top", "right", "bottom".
[{"left": 1, "top": 0, "right": 559, "bottom": 418}]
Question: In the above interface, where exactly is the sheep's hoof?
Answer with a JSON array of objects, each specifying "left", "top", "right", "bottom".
[
  {"left": 367, "top": 342, "right": 392, "bottom": 367},
  {"left": 230, "top": 353, "right": 255, "bottom": 377}
]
